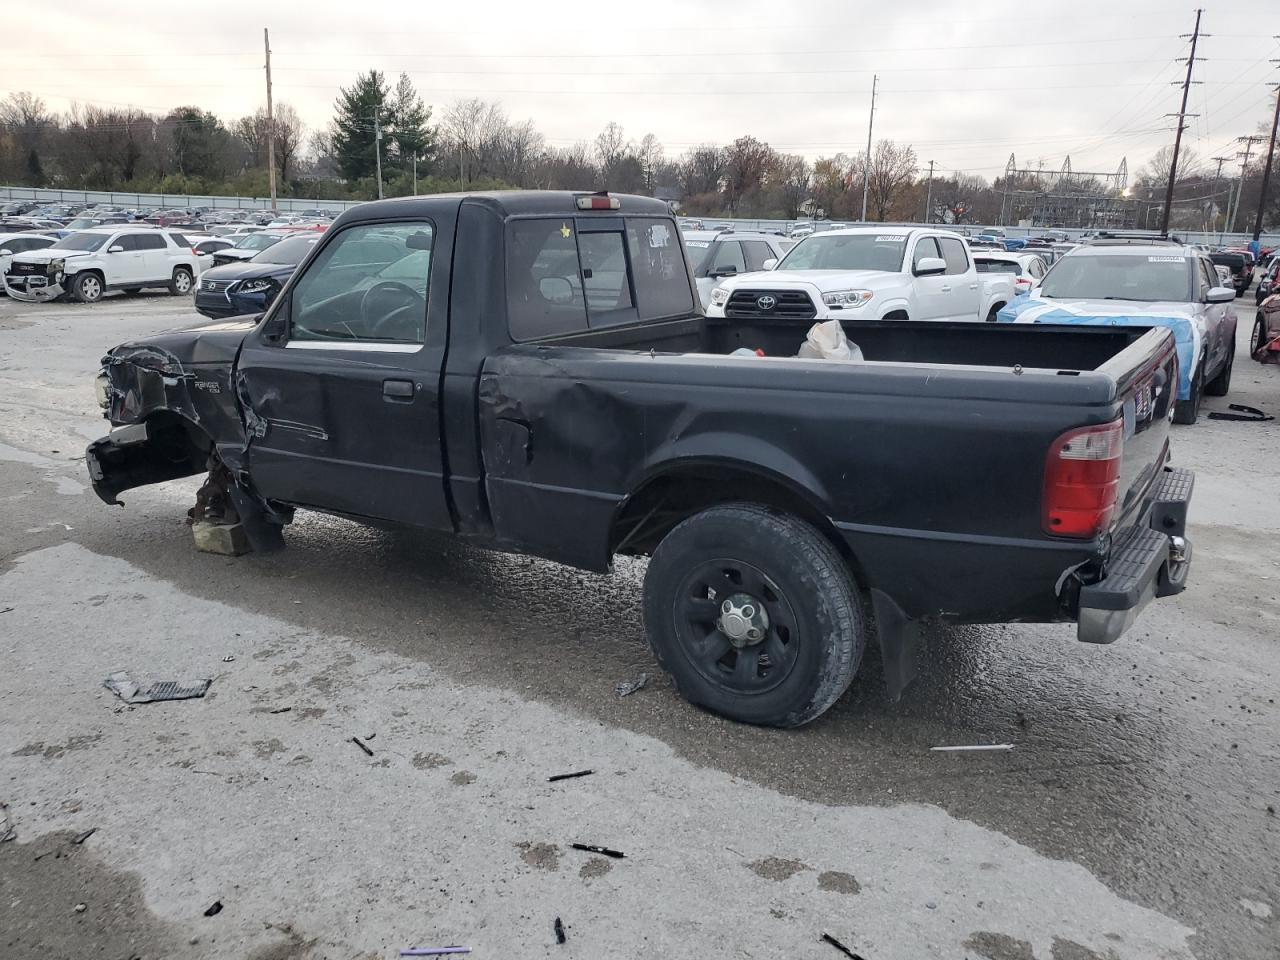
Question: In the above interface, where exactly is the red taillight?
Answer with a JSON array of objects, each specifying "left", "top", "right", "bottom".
[
  {"left": 575, "top": 194, "right": 620, "bottom": 210},
  {"left": 1043, "top": 418, "right": 1124, "bottom": 538}
]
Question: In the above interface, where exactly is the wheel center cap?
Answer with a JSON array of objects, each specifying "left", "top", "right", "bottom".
[{"left": 717, "top": 593, "right": 769, "bottom": 648}]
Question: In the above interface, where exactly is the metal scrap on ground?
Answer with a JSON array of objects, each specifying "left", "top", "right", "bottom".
[
  {"left": 930, "top": 744, "right": 1015, "bottom": 752},
  {"left": 614, "top": 673, "right": 648, "bottom": 697},
  {"left": 399, "top": 948, "right": 471, "bottom": 956},
  {"left": 821, "top": 932, "right": 868, "bottom": 959},
  {"left": 554, "top": 917, "right": 566, "bottom": 944},
  {"left": 547, "top": 769, "right": 594, "bottom": 782},
  {"left": 103, "top": 671, "right": 211, "bottom": 704},
  {"left": 570, "top": 842, "right": 625, "bottom": 859},
  {"left": 350, "top": 736, "right": 374, "bottom": 757}
]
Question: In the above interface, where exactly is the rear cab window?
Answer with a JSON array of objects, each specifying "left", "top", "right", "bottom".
[{"left": 507, "top": 215, "right": 693, "bottom": 341}]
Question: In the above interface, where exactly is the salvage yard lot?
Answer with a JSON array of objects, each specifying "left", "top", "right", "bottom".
[{"left": 1, "top": 294, "right": 1278, "bottom": 959}]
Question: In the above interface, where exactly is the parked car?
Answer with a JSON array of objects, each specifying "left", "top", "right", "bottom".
[
  {"left": 999, "top": 241, "right": 1237, "bottom": 424},
  {"left": 1, "top": 201, "right": 38, "bottom": 216},
  {"left": 194, "top": 233, "right": 319, "bottom": 318},
  {"left": 707, "top": 226, "right": 1010, "bottom": 323},
  {"left": 683, "top": 229, "right": 792, "bottom": 309},
  {"left": 973, "top": 251, "right": 1050, "bottom": 298},
  {"left": 210, "top": 232, "right": 286, "bottom": 267},
  {"left": 1256, "top": 257, "right": 1279, "bottom": 306},
  {"left": 0, "top": 232, "right": 58, "bottom": 288},
  {"left": 87, "top": 191, "right": 1193, "bottom": 728},
  {"left": 1210, "top": 252, "right": 1252, "bottom": 295},
  {"left": 3, "top": 226, "right": 199, "bottom": 303}
]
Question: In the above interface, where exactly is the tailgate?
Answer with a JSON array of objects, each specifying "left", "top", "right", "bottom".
[{"left": 1098, "top": 327, "right": 1178, "bottom": 529}]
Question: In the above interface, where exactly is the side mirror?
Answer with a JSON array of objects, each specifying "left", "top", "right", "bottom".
[
  {"left": 761, "top": 258, "right": 778, "bottom": 271},
  {"left": 1206, "top": 286, "right": 1236, "bottom": 303},
  {"left": 108, "top": 245, "right": 124, "bottom": 254},
  {"left": 539, "top": 276, "right": 574, "bottom": 305},
  {"left": 914, "top": 256, "right": 947, "bottom": 276},
  {"left": 709, "top": 264, "right": 738, "bottom": 279},
  {"left": 0, "top": 249, "right": 11, "bottom": 257}
]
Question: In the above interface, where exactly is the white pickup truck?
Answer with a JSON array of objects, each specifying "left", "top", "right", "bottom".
[{"left": 705, "top": 226, "right": 1013, "bottom": 323}]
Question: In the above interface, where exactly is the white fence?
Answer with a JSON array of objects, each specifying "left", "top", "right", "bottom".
[{"left": 0, "top": 185, "right": 363, "bottom": 213}]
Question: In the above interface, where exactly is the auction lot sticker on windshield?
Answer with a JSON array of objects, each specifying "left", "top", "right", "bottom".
[
  {"left": 686, "top": 241, "right": 710, "bottom": 248},
  {"left": 875, "top": 236, "right": 905, "bottom": 242},
  {"left": 1149, "top": 256, "right": 1185, "bottom": 262}
]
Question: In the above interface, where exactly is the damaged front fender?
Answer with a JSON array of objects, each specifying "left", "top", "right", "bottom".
[{"left": 86, "top": 418, "right": 208, "bottom": 506}]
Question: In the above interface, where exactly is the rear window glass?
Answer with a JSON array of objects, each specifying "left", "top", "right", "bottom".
[
  {"left": 975, "top": 259, "right": 1020, "bottom": 274},
  {"left": 627, "top": 218, "right": 693, "bottom": 320}
]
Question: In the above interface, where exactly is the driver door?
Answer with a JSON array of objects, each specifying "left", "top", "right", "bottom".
[{"left": 234, "top": 217, "right": 455, "bottom": 531}]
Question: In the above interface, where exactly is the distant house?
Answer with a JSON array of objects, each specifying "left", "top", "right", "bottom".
[{"left": 654, "top": 185, "right": 682, "bottom": 211}]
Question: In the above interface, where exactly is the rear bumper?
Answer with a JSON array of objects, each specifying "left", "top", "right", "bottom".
[{"left": 1077, "top": 466, "right": 1194, "bottom": 644}]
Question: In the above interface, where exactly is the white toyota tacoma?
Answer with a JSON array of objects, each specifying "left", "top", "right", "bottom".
[
  {"left": 4, "top": 226, "right": 200, "bottom": 303},
  {"left": 705, "top": 226, "right": 1012, "bottom": 323}
]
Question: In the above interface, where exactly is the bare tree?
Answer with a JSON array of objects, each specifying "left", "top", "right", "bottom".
[
  {"left": 440, "top": 98, "right": 507, "bottom": 186},
  {"left": 636, "top": 133, "right": 663, "bottom": 194},
  {"left": 723, "top": 135, "right": 775, "bottom": 213},
  {"left": 866, "top": 139, "right": 918, "bottom": 221},
  {"left": 1140, "top": 144, "right": 1202, "bottom": 186},
  {"left": 0, "top": 92, "right": 54, "bottom": 182},
  {"left": 773, "top": 154, "right": 811, "bottom": 218},
  {"left": 679, "top": 144, "right": 726, "bottom": 197}
]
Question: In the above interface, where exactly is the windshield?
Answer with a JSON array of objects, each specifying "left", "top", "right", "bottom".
[
  {"left": 236, "top": 233, "right": 283, "bottom": 251},
  {"left": 52, "top": 233, "right": 108, "bottom": 252},
  {"left": 683, "top": 239, "right": 712, "bottom": 272},
  {"left": 66, "top": 218, "right": 99, "bottom": 229},
  {"left": 777, "top": 234, "right": 907, "bottom": 272},
  {"left": 975, "top": 259, "right": 1020, "bottom": 274},
  {"left": 1039, "top": 254, "right": 1192, "bottom": 302},
  {"left": 251, "top": 235, "right": 317, "bottom": 265}
]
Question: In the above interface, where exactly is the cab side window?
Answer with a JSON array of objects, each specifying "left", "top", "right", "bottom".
[{"left": 938, "top": 237, "right": 970, "bottom": 275}]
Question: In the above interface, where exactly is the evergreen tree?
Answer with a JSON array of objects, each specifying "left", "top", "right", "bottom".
[
  {"left": 331, "top": 70, "right": 391, "bottom": 182},
  {"left": 389, "top": 73, "right": 434, "bottom": 176}
]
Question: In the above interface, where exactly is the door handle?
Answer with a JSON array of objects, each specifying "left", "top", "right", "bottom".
[
  {"left": 940, "top": 285, "right": 952, "bottom": 293},
  {"left": 382, "top": 379, "right": 415, "bottom": 402}
]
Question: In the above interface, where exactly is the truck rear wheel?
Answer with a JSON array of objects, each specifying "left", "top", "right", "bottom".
[
  {"left": 1173, "top": 360, "right": 1203, "bottom": 425},
  {"left": 642, "top": 503, "right": 864, "bottom": 727},
  {"left": 1204, "top": 337, "right": 1234, "bottom": 397}
]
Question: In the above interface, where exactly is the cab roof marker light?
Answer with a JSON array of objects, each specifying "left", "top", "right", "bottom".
[{"left": 576, "top": 195, "right": 620, "bottom": 210}]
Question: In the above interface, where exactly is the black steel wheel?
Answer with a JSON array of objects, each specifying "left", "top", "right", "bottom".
[{"left": 643, "top": 503, "right": 865, "bottom": 727}]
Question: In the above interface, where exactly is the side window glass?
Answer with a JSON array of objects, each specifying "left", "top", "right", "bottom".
[
  {"left": 508, "top": 218, "right": 588, "bottom": 340},
  {"left": 112, "top": 235, "right": 138, "bottom": 252},
  {"left": 939, "top": 237, "right": 969, "bottom": 275},
  {"left": 912, "top": 236, "right": 941, "bottom": 269},
  {"left": 136, "top": 234, "right": 165, "bottom": 250},
  {"left": 708, "top": 240, "right": 747, "bottom": 275},
  {"left": 1029, "top": 258, "right": 1045, "bottom": 278},
  {"left": 742, "top": 240, "right": 773, "bottom": 271},
  {"left": 289, "top": 221, "right": 433, "bottom": 345}
]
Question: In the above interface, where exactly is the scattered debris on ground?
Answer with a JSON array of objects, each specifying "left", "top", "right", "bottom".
[
  {"left": 0, "top": 802, "right": 14, "bottom": 842},
  {"left": 399, "top": 948, "right": 471, "bottom": 956},
  {"left": 547, "top": 769, "right": 594, "bottom": 782},
  {"left": 614, "top": 673, "right": 648, "bottom": 697},
  {"left": 70, "top": 828, "right": 96, "bottom": 845},
  {"left": 103, "top": 671, "right": 211, "bottom": 705},
  {"left": 821, "top": 931, "right": 867, "bottom": 959},
  {"left": 269, "top": 706, "right": 292, "bottom": 714},
  {"left": 554, "top": 917, "right": 566, "bottom": 944},
  {"left": 570, "top": 843, "right": 625, "bottom": 859},
  {"left": 350, "top": 736, "right": 374, "bottom": 757},
  {"left": 202, "top": 900, "right": 223, "bottom": 917},
  {"left": 1208, "top": 403, "right": 1274, "bottom": 422}
]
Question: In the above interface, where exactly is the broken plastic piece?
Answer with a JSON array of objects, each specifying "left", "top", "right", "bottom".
[
  {"left": 0, "top": 802, "right": 14, "bottom": 842},
  {"left": 203, "top": 900, "right": 223, "bottom": 917},
  {"left": 547, "top": 770, "right": 594, "bottom": 783},
  {"left": 798, "top": 320, "right": 864, "bottom": 362},
  {"left": 399, "top": 949, "right": 471, "bottom": 956},
  {"left": 1207, "top": 403, "right": 1273, "bottom": 422},
  {"left": 269, "top": 706, "right": 292, "bottom": 714},
  {"left": 930, "top": 744, "right": 1014, "bottom": 752},
  {"left": 71, "top": 828, "right": 97, "bottom": 845},
  {"left": 571, "top": 843, "right": 625, "bottom": 859},
  {"left": 104, "top": 671, "right": 211, "bottom": 704},
  {"left": 351, "top": 736, "right": 374, "bottom": 757},
  {"left": 614, "top": 673, "right": 648, "bottom": 697},
  {"left": 822, "top": 932, "right": 868, "bottom": 959},
  {"left": 554, "top": 917, "right": 566, "bottom": 944}
]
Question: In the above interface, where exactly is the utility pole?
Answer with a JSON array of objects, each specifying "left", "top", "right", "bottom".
[
  {"left": 373, "top": 107, "right": 384, "bottom": 200},
  {"left": 264, "top": 28, "right": 276, "bottom": 211},
  {"left": 1161, "top": 8, "right": 1204, "bottom": 235},
  {"left": 412, "top": 153, "right": 418, "bottom": 195},
  {"left": 1210, "top": 154, "right": 1231, "bottom": 233},
  {"left": 1251, "top": 79, "right": 1280, "bottom": 242},
  {"left": 923, "top": 159, "right": 935, "bottom": 223},
  {"left": 860, "top": 74, "right": 877, "bottom": 222},
  {"left": 1230, "top": 135, "right": 1266, "bottom": 235}
]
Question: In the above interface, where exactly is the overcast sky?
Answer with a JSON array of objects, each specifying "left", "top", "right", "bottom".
[{"left": 6, "top": 0, "right": 1279, "bottom": 179}]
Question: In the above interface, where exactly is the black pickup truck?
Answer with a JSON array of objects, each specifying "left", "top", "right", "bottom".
[{"left": 88, "top": 191, "right": 1194, "bottom": 727}]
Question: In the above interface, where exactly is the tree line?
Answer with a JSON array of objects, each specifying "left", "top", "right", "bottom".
[{"left": 1, "top": 73, "right": 1275, "bottom": 229}]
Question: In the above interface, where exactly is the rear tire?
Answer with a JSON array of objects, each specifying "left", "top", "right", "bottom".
[
  {"left": 170, "top": 266, "right": 193, "bottom": 296},
  {"left": 71, "top": 272, "right": 104, "bottom": 303},
  {"left": 642, "top": 503, "right": 864, "bottom": 728},
  {"left": 986, "top": 303, "right": 1004, "bottom": 322},
  {"left": 1251, "top": 316, "right": 1268, "bottom": 357},
  {"left": 1204, "top": 338, "right": 1234, "bottom": 397},
  {"left": 1173, "top": 359, "right": 1203, "bottom": 425}
]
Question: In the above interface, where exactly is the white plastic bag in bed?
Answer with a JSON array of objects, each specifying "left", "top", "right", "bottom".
[{"left": 797, "top": 319, "right": 863, "bottom": 362}]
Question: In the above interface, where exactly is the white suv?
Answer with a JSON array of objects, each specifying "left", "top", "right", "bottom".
[{"left": 4, "top": 226, "right": 200, "bottom": 303}]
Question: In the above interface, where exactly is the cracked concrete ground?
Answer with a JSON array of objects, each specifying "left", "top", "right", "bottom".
[{"left": 1, "top": 292, "right": 1277, "bottom": 959}]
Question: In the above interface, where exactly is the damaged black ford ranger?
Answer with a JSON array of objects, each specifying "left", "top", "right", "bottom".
[{"left": 89, "top": 191, "right": 1194, "bottom": 727}]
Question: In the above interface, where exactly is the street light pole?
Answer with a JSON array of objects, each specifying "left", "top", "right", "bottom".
[
  {"left": 923, "top": 159, "right": 935, "bottom": 223},
  {"left": 860, "top": 74, "right": 877, "bottom": 222}
]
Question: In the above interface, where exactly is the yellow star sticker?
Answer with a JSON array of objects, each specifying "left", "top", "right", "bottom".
[{"left": 560, "top": 223, "right": 571, "bottom": 239}]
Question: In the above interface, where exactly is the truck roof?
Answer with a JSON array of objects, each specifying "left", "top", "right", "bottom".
[
  {"left": 816, "top": 225, "right": 967, "bottom": 241},
  {"left": 338, "top": 190, "right": 673, "bottom": 224}
]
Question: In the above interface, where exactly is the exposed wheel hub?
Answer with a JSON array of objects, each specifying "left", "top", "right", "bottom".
[{"left": 717, "top": 592, "right": 769, "bottom": 649}]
